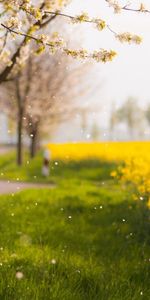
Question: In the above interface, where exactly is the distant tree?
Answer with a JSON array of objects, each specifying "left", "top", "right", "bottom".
[
  {"left": 24, "top": 55, "right": 91, "bottom": 158},
  {"left": 116, "top": 98, "right": 143, "bottom": 139},
  {"left": 91, "top": 122, "right": 100, "bottom": 141},
  {"left": 109, "top": 103, "right": 118, "bottom": 139},
  {"left": 145, "top": 105, "right": 150, "bottom": 126},
  {"left": 80, "top": 110, "right": 88, "bottom": 133}
]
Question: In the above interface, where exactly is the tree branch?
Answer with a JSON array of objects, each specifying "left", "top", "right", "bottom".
[{"left": 0, "top": 8, "right": 57, "bottom": 84}]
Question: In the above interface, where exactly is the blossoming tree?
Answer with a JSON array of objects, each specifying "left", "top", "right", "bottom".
[
  {"left": 0, "top": 0, "right": 147, "bottom": 85},
  {"left": 1, "top": 50, "right": 92, "bottom": 164},
  {"left": 24, "top": 54, "right": 90, "bottom": 159}
]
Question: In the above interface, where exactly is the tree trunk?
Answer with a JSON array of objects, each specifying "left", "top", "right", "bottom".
[
  {"left": 30, "top": 131, "right": 37, "bottom": 159},
  {"left": 17, "top": 111, "right": 23, "bottom": 166}
]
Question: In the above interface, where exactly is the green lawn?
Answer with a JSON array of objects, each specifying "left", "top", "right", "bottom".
[{"left": 0, "top": 152, "right": 150, "bottom": 299}]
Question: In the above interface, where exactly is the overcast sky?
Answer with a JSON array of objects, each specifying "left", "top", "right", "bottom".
[{"left": 64, "top": 0, "right": 150, "bottom": 113}]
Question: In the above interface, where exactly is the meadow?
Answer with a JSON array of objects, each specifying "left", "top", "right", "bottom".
[{"left": 0, "top": 142, "right": 150, "bottom": 299}]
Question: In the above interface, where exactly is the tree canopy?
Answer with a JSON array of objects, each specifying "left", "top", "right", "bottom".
[{"left": 0, "top": 0, "right": 148, "bottom": 83}]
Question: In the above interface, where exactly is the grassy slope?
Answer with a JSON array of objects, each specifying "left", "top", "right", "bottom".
[{"left": 0, "top": 152, "right": 150, "bottom": 299}]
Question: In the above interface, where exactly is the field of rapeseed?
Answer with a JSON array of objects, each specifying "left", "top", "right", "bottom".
[
  {"left": 48, "top": 141, "right": 150, "bottom": 161},
  {"left": 48, "top": 141, "right": 150, "bottom": 205}
]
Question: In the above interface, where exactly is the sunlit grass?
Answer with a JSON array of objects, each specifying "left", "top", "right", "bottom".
[{"left": 0, "top": 151, "right": 150, "bottom": 299}]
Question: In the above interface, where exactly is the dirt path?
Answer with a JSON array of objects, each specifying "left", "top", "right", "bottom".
[{"left": 0, "top": 180, "right": 55, "bottom": 195}]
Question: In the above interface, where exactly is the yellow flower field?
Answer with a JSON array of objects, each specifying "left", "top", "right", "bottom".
[
  {"left": 47, "top": 141, "right": 150, "bottom": 203},
  {"left": 47, "top": 141, "right": 150, "bottom": 162}
]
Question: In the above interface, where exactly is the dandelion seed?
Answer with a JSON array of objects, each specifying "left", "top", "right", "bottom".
[
  {"left": 86, "top": 133, "right": 91, "bottom": 139},
  {"left": 16, "top": 271, "right": 24, "bottom": 279},
  {"left": 51, "top": 259, "right": 56, "bottom": 265},
  {"left": 140, "top": 291, "right": 143, "bottom": 295}
]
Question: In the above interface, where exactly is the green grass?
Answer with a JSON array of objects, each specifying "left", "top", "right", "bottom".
[
  {"left": 0, "top": 151, "right": 117, "bottom": 184},
  {"left": 0, "top": 151, "right": 150, "bottom": 299}
]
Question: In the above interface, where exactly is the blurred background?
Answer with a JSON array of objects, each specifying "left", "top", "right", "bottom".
[{"left": 1, "top": 0, "right": 150, "bottom": 148}]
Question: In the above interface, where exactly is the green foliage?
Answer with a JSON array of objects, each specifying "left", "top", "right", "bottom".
[{"left": 0, "top": 153, "right": 150, "bottom": 299}]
